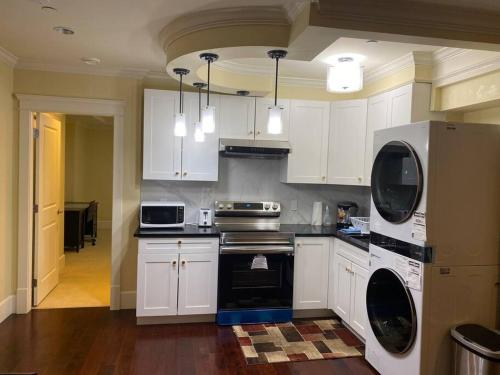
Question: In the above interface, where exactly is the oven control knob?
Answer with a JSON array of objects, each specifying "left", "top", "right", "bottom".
[
  {"left": 218, "top": 204, "right": 224, "bottom": 209},
  {"left": 264, "top": 203, "right": 270, "bottom": 210},
  {"left": 226, "top": 204, "right": 232, "bottom": 209},
  {"left": 272, "top": 203, "right": 279, "bottom": 210}
]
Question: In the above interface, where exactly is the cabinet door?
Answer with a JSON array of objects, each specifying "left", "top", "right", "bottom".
[
  {"left": 293, "top": 238, "right": 330, "bottom": 310},
  {"left": 283, "top": 100, "right": 330, "bottom": 183},
  {"left": 327, "top": 99, "right": 367, "bottom": 185},
  {"left": 219, "top": 95, "right": 255, "bottom": 139},
  {"left": 330, "top": 253, "right": 352, "bottom": 322},
  {"left": 387, "top": 84, "right": 412, "bottom": 128},
  {"left": 143, "top": 89, "right": 182, "bottom": 180},
  {"left": 136, "top": 252, "right": 179, "bottom": 317},
  {"left": 181, "top": 92, "right": 219, "bottom": 181},
  {"left": 363, "top": 92, "right": 389, "bottom": 185},
  {"left": 349, "top": 263, "right": 369, "bottom": 339},
  {"left": 178, "top": 252, "right": 218, "bottom": 315},
  {"left": 255, "top": 98, "right": 290, "bottom": 141}
]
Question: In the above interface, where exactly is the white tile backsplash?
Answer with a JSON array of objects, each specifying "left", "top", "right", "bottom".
[{"left": 141, "top": 158, "right": 371, "bottom": 225}]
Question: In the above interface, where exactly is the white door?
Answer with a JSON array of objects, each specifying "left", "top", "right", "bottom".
[
  {"left": 33, "top": 113, "right": 62, "bottom": 305},
  {"left": 181, "top": 92, "right": 219, "bottom": 181},
  {"left": 284, "top": 100, "right": 330, "bottom": 183},
  {"left": 219, "top": 95, "right": 255, "bottom": 139},
  {"left": 136, "top": 252, "right": 179, "bottom": 317},
  {"left": 363, "top": 92, "right": 389, "bottom": 185},
  {"left": 143, "top": 89, "right": 182, "bottom": 180},
  {"left": 388, "top": 84, "right": 412, "bottom": 128},
  {"left": 293, "top": 238, "right": 330, "bottom": 310},
  {"left": 178, "top": 252, "right": 218, "bottom": 315},
  {"left": 255, "top": 98, "right": 290, "bottom": 141},
  {"left": 327, "top": 99, "right": 367, "bottom": 185},
  {"left": 349, "top": 263, "right": 369, "bottom": 338},
  {"left": 331, "top": 254, "right": 352, "bottom": 322}
]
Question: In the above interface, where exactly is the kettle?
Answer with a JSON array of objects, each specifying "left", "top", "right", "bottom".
[
  {"left": 336, "top": 201, "right": 358, "bottom": 229},
  {"left": 198, "top": 208, "right": 212, "bottom": 227}
]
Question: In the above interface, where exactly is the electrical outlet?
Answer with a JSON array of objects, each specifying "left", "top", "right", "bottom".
[{"left": 290, "top": 200, "right": 298, "bottom": 211}]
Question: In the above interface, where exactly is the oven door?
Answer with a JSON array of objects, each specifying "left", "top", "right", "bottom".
[{"left": 218, "top": 247, "right": 294, "bottom": 311}]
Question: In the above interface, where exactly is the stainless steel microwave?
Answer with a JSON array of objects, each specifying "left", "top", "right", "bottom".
[{"left": 140, "top": 201, "right": 185, "bottom": 228}]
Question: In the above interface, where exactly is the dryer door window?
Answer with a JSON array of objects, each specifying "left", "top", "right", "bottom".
[
  {"left": 366, "top": 268, "right": 417, "bottom": 354},
  {"left": 371, "top": 141, "right": 423, "bottom": 223}
]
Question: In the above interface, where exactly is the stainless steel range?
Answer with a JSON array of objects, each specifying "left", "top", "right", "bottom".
[{"left": 214, "top": 200, "right": 295, "bottom": 325}]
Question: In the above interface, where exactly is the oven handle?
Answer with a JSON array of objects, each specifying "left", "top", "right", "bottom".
[{"left": 219, "top": 245, "right": 294, "bottom": 254}]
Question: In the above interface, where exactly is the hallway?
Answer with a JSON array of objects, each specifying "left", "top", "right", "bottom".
[{"left": 37, "top": 229, "right": 111, "bottom": 309}]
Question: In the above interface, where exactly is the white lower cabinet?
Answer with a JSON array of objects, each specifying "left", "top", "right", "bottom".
[
  {"left": 293, "top": 237, "right": 330, "bottom": 310},
  {"left": 136, "top": 238, "right": 218, "bottom": 317},
  {"left": 328, "top": 239, "right": 369, "bottom": 338}
]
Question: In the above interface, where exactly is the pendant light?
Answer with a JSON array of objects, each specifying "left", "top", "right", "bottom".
[
  {"left": 326, "top": 57, "right": 363, "bottom": 93},
  {"left": 193, "top": 82, "right": 207, "bottom": 143},
  {"left": 267, "top": 50, "right": 287, "bottom": 135},
  {"left": 173, "top": 68, "right": 190, "bottom": 137},
  {"left": 199, "top": 53, "right": 218, "bottom": 133}
]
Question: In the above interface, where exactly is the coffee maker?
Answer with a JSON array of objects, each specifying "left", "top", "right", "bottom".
[{"left": 336, "top": 201, "right": 358, "bottom": 229}]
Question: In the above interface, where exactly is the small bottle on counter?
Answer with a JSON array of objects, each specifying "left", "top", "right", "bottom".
[{"left": 323, "top": 205, "right": 332, "bottom": 226}]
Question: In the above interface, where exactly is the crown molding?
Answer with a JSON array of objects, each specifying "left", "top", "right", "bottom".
[
  {"left": 15, "top": 60, "right": 149, "bottom": 79},
  {"left": 433, "top": 48, "right": 500, "bottom": 87},
  {"left": 162, "top": 6, "right": 290, "bottom": 50},
  {"left": 0, "top": 45, "right": 18, "bottom": 68}
]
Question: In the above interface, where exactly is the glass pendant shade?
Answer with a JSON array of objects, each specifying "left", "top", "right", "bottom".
[
  {"left": 327, "top": 58, "right": 363, "bottom": 93},
  {"left": 194, "top": 121, "right": 205, "bottom": 142},
  {"left": 267, "top": 105, "right": 283, "bottom": 135},
  {"left": 174, "top": 112, "right": 187, "bottom": 137},
  {"left": 201, "top": 105, "right": 216, "bottom": 133}
]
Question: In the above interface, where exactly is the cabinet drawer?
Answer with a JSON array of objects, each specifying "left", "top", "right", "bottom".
[
  {"left": 139, "top": 238, "right": 219, "bottom": 254},
  {"left": 333, "top": 239, "right": 369, "bottom": 269}
]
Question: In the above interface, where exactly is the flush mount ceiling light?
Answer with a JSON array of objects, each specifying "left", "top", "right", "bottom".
[
  {"left": 193, "top": 82, "right": 207, "bottom": 143},
  {"left": 173, "top": 68, "right": 190, "bottom": 137},
  {"left": 237, "top": 90, "right": 250, "bottom": 96},
  {"left": 41, "top": 5, "right": 57, "bottom": 12},
  {"left": 81, "top": 57, "right": 101, "bottom": 65},
  {"left": 267, "top": 49, "right": 287, "bottom": 135},
  {"left": 53, "top": 26, "right": 74, "bottom": 35},
  {"left": 327, "top": 56, "right": 363, "bottom": 93},
  {"left": 199, "top": 52, "right": 218, "bottom": 134}
]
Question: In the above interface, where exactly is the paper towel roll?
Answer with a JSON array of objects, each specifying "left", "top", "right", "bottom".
[{"left": 311, "top": 201, "right": 323, "bottom": 226}]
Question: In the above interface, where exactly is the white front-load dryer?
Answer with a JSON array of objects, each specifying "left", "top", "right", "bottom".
[{"left": 365, "top": 244, "right": 425, "bottom": 375}]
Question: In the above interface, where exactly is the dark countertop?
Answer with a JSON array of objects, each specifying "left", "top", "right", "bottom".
[{"left": 134, "top": 224, "right": 369, "bottom": 252}]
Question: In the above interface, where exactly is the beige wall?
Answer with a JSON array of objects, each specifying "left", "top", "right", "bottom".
[
  {"left": 65, "top": 116, "right": 114, "bottom": 223},
  {"left": 0, "top": 61, "right": 16, "bottom": 304},
  {"left": 463, "top": 106, "right": 500, "bottom": 124}
]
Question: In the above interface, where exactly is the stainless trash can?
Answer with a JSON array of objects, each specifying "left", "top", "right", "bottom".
[{"left": 451, "top": 324, "right": 500, "bottom": 375}]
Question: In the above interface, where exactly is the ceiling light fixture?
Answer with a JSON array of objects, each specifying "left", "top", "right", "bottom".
[
  {"left": 327, "top": 56, "right": 363, "bottom": 93},
  {"left": 237, "top": 90, "right": 250, "bottom": 96},
  {"left": 81, "top": 57, "right": 101, "bottom": 65},
  {"left": 41, "top": 5, "right": 57, "bottom": 12},
  {"left": 173, "top": 68, "right": 190, "bottom": 137},
  {"left": 193, "top": 82, "right": 207, "bottom": 143},
  {"left": 53, "top": 26, "right": 74, "bottom": 35},
  {"left": 267, "top": 49, "right": 287, "bottom": 135},
  {"left": 199, "top": 52, "right": 218, "bottom": 134}
]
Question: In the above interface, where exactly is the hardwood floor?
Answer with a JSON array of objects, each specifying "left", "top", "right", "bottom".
[{"left": 0, "top": 308, "right": 378, "bottom": 375}]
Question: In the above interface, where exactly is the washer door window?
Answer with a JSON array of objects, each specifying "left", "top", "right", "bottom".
[
  {"left": 366, "top": 268, "right": 417, "bottom": 354},
  {"left": 371, "top": 141, "right": 423, "bottom": 223}
]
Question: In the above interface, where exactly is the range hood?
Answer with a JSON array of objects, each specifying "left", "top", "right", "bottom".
[{"left": 219, "top": 138, "right": 291, "bottom": 159}]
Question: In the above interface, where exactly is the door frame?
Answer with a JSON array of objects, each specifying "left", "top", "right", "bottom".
[{"left": 16, "top": 94, "right": 125, "bottom": 313}]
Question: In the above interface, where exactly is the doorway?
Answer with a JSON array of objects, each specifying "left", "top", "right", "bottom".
[{"left": 33, "top": 114, "right": 114, "bottom": 309}]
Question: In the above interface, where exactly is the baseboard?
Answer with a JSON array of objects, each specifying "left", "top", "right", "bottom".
[
  {"left": 0, "top": 295, "right": 16, "bottom": 323},
  {"left": 59, "top": 254, "right": 65, "bottom": 271},
  {"left": 293, "top": 309, "right": 335, "bottom": 319},
  {"left": 110, "top": 285, "right": 121, "bottom": 310},
  {"left": 120, "top": 290, "right": 136, "bottom": 310},
  {"left": 137, "top": 314, "right": 216, "bottom": 325},
  {"left": 16, "top": 288, "right": 30, "bottom": 314},
  {"left": 99, "top": 220, "right": 112, "bottom": 230}
]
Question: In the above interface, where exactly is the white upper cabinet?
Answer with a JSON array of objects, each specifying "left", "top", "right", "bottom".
[
  {"left": 143, "top": 89, "right": 182, "bottom": 180},
  {"left": 219, "top": 95, "right": 255, "bottom": 140},
  {"left": 327, "top": 99, "right": 368, "bottom": 185},
  {"left": 293, "top": 238, "right": 330, "bottom": 310},
  {"left": 255, "top": 98, "right": 290, "bottom": 141},
  {"left": 182, "top": 92, "right": 220, "bottom": 181},
  {"left": 387, "top": 84, "right": 412, "bottom": 127},
  {"left": 363, "top": 92, "right": 390, "bottom": 185},
  {"left": 282, "top": 100, "right": 330, "bottom": 184}
]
